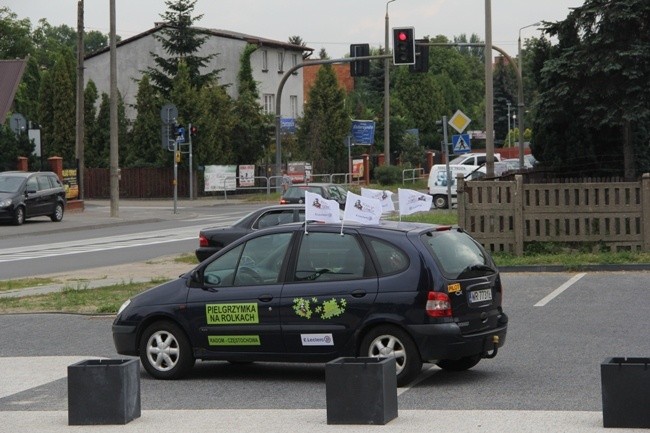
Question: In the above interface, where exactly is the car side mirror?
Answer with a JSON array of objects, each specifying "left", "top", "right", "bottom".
[{"left": 189, "top": 269, "right": 203, "bottom": 287}]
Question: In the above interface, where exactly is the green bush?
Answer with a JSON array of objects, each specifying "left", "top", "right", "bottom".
[{"left": 374, "top": 165, "right": 403, "bottom": 185}]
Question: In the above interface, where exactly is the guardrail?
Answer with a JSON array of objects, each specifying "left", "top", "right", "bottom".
[
  {"left": 214, "top": 174, "right": 356, "bottom": 201},
  {"left": 402, "top": 168, "right": 425, "bottom": 184}
]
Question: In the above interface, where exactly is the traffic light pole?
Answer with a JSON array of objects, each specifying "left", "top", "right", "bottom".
[
  {"left": 188, "top": 122, "right": 193, "bottom": 200},
  {"left": 273, "top": 54, "right": 390, "bottom": 189},
  {"left": 173, "top": 138, "right": 178, "bottom": 214}
]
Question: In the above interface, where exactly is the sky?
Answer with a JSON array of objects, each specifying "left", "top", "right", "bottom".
[{"left": 5, "top": 0, "right": 585, "bottom": 58}]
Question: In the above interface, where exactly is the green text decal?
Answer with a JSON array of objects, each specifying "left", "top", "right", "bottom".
[
  {"left": 208, "top": 335, "right": 261, "bottom": 346},
  {"left": 206, "top": 303, "right": 259, "bottom": 324}
]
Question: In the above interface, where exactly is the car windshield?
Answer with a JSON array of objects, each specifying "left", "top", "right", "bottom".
[
  {"left": 0, "top": 176, "right": 24, "bottom": 193},
  {"left": 421, "top": 229, "right": 495, "bottom": 279}
]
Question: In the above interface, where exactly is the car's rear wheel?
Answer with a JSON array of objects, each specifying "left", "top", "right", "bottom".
[
  {"left": 360, "top": 325, "right": 422, "bottom": 387},
  {"left": 139, "top": 321, "right": 195, "bottom": 379},
  {"left": 436, "top": 354, "right": 482, "bottom": 371},
  {"left": 13, "top": 206, "right": 25, "bottom": 225},
  {"left": 433, "top": 195, "right": 448, "bottom": 209},
  {"left": 50, "top": 202, "right": 64, "bottom": 222}
]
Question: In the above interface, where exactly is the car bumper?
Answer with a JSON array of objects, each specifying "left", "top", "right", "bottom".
[
  {"left": 408, "top": 313, "right": 508, "bottom": 361},
  {"left": 195, "top": 247, "right": 219, "bottom": 262},
  {"left": 112, "top": 323, "right": 139, "bottom": 356}
]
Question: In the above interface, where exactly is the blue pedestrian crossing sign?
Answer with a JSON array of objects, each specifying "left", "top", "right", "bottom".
[{"left": 452, "top": 134, "right": 471, "bottom": 153}]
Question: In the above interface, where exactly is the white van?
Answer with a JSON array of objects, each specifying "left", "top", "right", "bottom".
[
  {"left": 428, "top": 153, "right": 502, "bottom": 209},
  {"left": 448, "top": 152, "right": 502, "bottom": 166}
]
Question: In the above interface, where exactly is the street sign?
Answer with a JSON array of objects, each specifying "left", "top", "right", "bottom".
[
  {"left": 452, "top": 134, "right": 471, "bottom": 153},
  {"left": 448, "top": 110, "right": 471, "bottom": 133},
  {"left": 160, "top": 104, "right": 178, "bottom": 122}
]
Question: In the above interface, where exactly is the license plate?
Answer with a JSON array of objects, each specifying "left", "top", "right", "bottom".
[{"left": 469, "top": 289, "right": 492, "bottom": 303}]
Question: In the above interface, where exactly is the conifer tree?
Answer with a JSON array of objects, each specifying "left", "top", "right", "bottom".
[
  {"left": 297, "top": 64, "right": 349, "bottom": 174},
  {"left": 147, "top": 0, "right": 219, "bottom": 96}
]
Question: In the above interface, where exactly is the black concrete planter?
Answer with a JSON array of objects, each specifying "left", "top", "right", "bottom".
[
  {"left": 68, "top": 358, "right": 141, "bottom": 425},
  {"left": 601, "top": 357, "right": 650, "bottom": 428},
  {"left": 325, "top": 357, "right": 398, "bottom": 425}
]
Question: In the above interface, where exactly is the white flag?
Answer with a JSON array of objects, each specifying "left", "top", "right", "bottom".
[
  {"left": 398, "top": 188, "right": 433, "bottom": 216},
  {"left": 305, "top": 191, "right": 340, "bottom": 223},
  {"left": 343, "top": 191, "right": 382, "bottom": 225},
  {"left": 361, "top": 188, "right": 395, "bottom": 213}
]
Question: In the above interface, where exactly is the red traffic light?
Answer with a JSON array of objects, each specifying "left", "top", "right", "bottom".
[{"left": 392, "top": 27, "right": 416, "bottom": 65}]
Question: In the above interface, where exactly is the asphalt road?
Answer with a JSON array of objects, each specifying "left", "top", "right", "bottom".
[{"left": 1, "top": 271, "right": 648, "bottom": 415}]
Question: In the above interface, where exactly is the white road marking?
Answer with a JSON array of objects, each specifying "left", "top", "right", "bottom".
[
  {"left": 534, "top": 273, "right": 586, "bottom": 307},
  {"left": 0, "top": 217, "right": 239, "bottom": 263}
]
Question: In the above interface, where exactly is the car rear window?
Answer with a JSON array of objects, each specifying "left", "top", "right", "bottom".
[{"left": 421, "top": 230, "right": 495, "bottom": 279}]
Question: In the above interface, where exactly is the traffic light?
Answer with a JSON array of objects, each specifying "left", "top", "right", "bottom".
[
  {"left": 392, "top": 27, "right": 415, "bottom": 65},
  {"left": 175, "top": 150, "right": 181, "bottom": 163},
  {"left": 176, "top": 125, "right": 186, "bottom": 142},
  {"left": 349, "top": 43, "right": 370, "bottom": 77},
  {"left": 410, "top": 39, "right": 429, "bottom": 73},
  {"left": 190, "top": 125, "right": 198, "bottom": 137}
]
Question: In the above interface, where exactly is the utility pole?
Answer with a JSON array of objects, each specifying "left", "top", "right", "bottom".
[
  {"left": 109, "top": 0, "right": 119, "bottom": 217},
  {"left": 484, "top": 0, "right": 494, "bottom": 177},
  {"left": 75, "top": 0, "right": 85, "bottom": 201}
]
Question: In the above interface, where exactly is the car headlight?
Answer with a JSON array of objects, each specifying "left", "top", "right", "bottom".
[
  {"left": 116, "top": 299, "right": 131, "bottom": 316},
  {"left": 0, "top": 198, "right": 12, "bottom": 208}
]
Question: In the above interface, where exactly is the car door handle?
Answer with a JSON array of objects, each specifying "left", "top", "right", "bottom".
[
  {"left": 351, "top": 289, "right": 367, "bottom": 298},
  {"left": 258, "top": 295, "right": 274, "bottom": 302}
]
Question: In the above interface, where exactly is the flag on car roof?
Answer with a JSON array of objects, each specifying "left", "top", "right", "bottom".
[
  {"left": 305, "top": 191, "right": 340, "bottom": 224},
  {"left": 361, "top": 187, "right": 395, "bottom": 213},
  {"left": 343, "top": 191, "right": 382, "bottom": 225},
  {"left": 398, "top": 188, "right": 432, "bottom": 216}
]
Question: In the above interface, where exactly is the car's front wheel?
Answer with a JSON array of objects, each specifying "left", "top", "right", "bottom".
[
  {"left": 360, "top": 325, "right": 422, "bottom": 387},
  {"left": 13, "top": 206, "right": 25, "bottom": 225},
  {"left": 139, "top": 321, "right": 195, "bottom": 379},
  {"left": 436, "top": 354, "right": 482, "bottom": 371},
  {"left": 50, "top": 202, "right": 64, "bottom": 222}
]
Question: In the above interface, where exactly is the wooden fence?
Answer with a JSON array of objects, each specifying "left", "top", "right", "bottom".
[
  {"left": 457, "top": 173, "right": 650, "bottom": 255},
  {"left": 84, "top": 167, "right": 197, "bottom": 199}
]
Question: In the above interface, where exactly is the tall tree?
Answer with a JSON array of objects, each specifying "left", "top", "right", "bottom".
[
  {"left": 297, "top": 64, "right": 350, "bottom": 174},
  {"left": 127, "top": 74, "right": 167, "bottom": 167},
  {"left": 83, "top": 80, "right": 99, "bottom": 166},
  {"left": 87, "top": 93, "right": 110, "bottom": 168},
  {"left": 48, "top": 49, "right": 76, "bottom": 163},
  {"left": 532, "top": 0, "right": 650, "bottom": 178},
  {"left": 230, "top": 44, "right": 268, "bottom": 166},
  {"left": 147, "top": 0, "right": 219, "bottom": 96},
  {"left": 194, "top": 84, "right": 236, "bottom": 165},
  {"left": 0, "top": 7, "right": 33, "bottom": 59}
]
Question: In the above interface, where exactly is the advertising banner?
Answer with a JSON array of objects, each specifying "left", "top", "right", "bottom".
[
  {"left": 204, "top": 165, "right": 236, "bottom": 191},
  {"left": 238, "top": 165, "right": 255, "bottom": 187}
]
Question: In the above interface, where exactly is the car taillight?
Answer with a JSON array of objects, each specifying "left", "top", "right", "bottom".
[
  {"left": 280, "top": 198, "right": 288, "bottom": 205},
  {"left": 426, "top": 291, "right": 452, "bottom": 317},
  {"left": 199, "top": 234, "right": 209, "bottom": 247}
]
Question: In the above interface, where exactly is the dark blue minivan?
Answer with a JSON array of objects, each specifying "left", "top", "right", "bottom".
[{"left": 113, "top": 221, "right": 508, "bottom": 386}]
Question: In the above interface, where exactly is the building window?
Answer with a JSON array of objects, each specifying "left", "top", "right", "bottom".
[
  {"left": 264, "top": 93, "right": 276, "bottom": 114},
  {"left": 262, "top": 50, "right": 268, "bottom": 72},
  {"left": 290, "top": 95, "right": 298, "bottom": 118},
  {"left": 291, "top": 54, "right": 298, "bottom": 75},
  {"left": 278, "top": 52, "right": 284, "bottom": 73}
]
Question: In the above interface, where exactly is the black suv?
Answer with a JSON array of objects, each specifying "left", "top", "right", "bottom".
[
  {"left": 113, "top": 221, "right": 508, "bottom": 386},
  {"left": 0, "top": 171, "right": 66, "bottom": 225}
]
